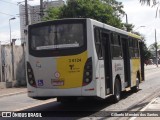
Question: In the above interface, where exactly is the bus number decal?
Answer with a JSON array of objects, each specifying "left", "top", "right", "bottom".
[
  {"left": 68, "top": 58, "right": 82, "bottom": 73},
  {"left": 69, "top": 58, "right": 81, "bottom": 63}
]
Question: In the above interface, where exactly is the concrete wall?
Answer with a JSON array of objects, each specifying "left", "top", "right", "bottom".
[
  {"left": 1, "top": 45, "right": 12, "bottom": 83},
  {"left": 0, "top": 44, "right": 26, "bottom": 88}
]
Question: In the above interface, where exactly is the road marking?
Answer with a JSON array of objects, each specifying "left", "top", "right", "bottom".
[
  {"left": 14, "top": 98, "right": 57, "bottom": 111},
  {"left": 129, "top": 98, "right": 158, "bottom": 120},
  {"left": 0, "top": 91, "right": 26, "bottom": 98},
  {"left": 140, "top": 98, "right": 159, "bottom": 111}
]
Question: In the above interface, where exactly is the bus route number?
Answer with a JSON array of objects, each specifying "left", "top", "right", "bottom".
[{"left": 69, "top": 58, "right": 81, "bottom": 63}]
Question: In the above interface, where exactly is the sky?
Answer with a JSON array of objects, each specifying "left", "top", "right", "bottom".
[
  {"left": 118, "top": 0, "right": 160, "bottom": 47},
  {"left": 0, "top": 0, "right": 40, "bottom": 45},
  {"left": 0, "top": 0, "right": 160, "bottom": 46}
]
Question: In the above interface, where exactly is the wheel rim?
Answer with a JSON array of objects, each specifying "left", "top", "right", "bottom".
[
  {"left": 136, "top": 78, "right": 139, "bottom": 90},
  {"left": 115, "top": 81, "right": 120, "bottom": 100}
]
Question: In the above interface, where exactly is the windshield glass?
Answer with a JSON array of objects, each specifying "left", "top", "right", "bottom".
[{"left": 30, "top": 24, "right": 84, "bottom": 50}]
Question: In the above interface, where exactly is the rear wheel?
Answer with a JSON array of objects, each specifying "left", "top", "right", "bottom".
[
  {"left": 32, "top": 97, "right": 51, "bottom": 100},
  {"left": 112, "top": 79, "right": 121, "bottom": 103}
]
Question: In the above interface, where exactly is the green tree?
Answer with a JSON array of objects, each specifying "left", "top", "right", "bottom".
[
  {"left": 139, "top": 0, "right": 160, "bottom": 17},
  {"left": 132, "top": 32, "right": 153, "bottom": 60},
  {"left": 123, "top": 23, "right": 134, "bottom": 32},
  {"left": 143, "top": 43, "right": 153, "bottom": 61},
  {"left": 102, "top": 0, "right": 125, "bottom": 15},
  {"left": 44, "top": 0, "right": 125, "bottom": 28},
  {"left": 148, "top": 42, "right": 160, "bottom": 51}
]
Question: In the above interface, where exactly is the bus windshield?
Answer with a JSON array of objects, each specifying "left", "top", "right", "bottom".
[{"left": 30, "top": 23, "right": 84, "bottom": 50}]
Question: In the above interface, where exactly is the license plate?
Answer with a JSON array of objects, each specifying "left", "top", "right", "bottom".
[{"left": 52, "top": 81, "right": 64, "bottom": 86}]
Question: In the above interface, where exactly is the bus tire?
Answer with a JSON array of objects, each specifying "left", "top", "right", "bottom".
[
  {"left": 32, "top": 97, "right": 51, "bottom": 100},
  {"left": 112, "top": 79, "right": 121, "bottom": 103},
  {"left": 132, "top": 78, "right": 139, "bottom": 92}
]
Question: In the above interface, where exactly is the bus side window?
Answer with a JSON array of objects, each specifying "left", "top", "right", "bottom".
[
  {"left": 134, "top": 40, "right": 140, "bottom": 58},
  {"left": 111, "top": 33, "right": 122, "bottom": 59},
  {"left": 129, "top": 38, "right": 134, "bottom": 58},
  {"left": 129, "top": 38, "right": 140, "bottom": 58},
  {"left": 94, "top": 28, "right": 103, "bottom": 59}
]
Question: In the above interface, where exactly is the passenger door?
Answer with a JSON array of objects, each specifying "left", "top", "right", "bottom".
[
  {"left": 121, "top": 37, "right": 131, "bottom": 87},
  {"left": 101, "top": 32, "right": 113, "bottom": 95}
]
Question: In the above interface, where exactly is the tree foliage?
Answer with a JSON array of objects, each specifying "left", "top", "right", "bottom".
[
  {"left": 143, "top": 43, "right": 153, "bottom": 60},
  {"left": 148, "top": 42, "right": 160, "bottom": 51},
  {"left": 44, "top": 0, "right": 125, "bottom": 28},
  {"left": 139, "top": 0, "right": 158, "bottom": 5},
  {"left": 139, "top": 0, "right": 160, "bottom": 18},
  {"left": 44, "top": 0, "right": 151, "bottom": 59},
  {"left": 123, "top": 23, "right": 134, "bottom": 32},
  {"left": 132, "top": 32, "right": 153, "bottom": 60}
]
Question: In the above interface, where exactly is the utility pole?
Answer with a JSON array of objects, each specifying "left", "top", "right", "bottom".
[
  {"left": 9, "top": 17, "right": 16, "bottom": 82},
  {"left": 155, "top": 29, "right": 158, "bottom": 67},
  {"left": 25, "top": 0, "right": 28, "bottom": 26},
  {"left": 40, "top": 0, "right": 43, "bottom": 20},
  {"left": 125, "top": 13, "right": 128, "bottom": 24},
  {"left": 124, "top": 13, "right": 129, "bottom": 31}
]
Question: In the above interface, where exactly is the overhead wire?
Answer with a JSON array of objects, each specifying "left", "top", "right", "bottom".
[
  {"left": 0, "top": 12, "right": 15, "bottom": 16},
  {"left": 0, "top": 0, "right": 18, "bottom": 17}
]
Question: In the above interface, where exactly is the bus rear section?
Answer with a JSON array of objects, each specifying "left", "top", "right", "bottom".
[{"left": 26, "top": 19, "right": 96, "bottom": 100}]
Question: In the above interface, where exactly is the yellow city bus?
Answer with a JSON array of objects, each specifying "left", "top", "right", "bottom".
[{"left": 26, "top": 18, "right": 144, "bottom": 103}]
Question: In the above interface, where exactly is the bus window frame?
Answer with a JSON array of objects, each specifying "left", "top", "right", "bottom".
[
  {"left": 129, "top": 37, "right": 140, "bottom": 59},
  {"left": 93, "top": 26, "right": 111, "bottom": 60},
  {"left": 94, "top": 26, "right": 103, "bottom": 60},
  {"left": 111, "top": 33, "right": 123, "bottom": 60}
]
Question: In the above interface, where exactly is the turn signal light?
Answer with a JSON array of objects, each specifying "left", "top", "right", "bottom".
[
  {"left": 27, "top": 62, "right": 36, "bottom": 87},
  {"left": 83, "top": 57, "right": 92, "bottom": 86}
]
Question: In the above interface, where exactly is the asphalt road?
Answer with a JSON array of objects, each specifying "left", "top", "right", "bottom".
[{"left": 0, "top": 66, "right": 160, "bottom": 120}]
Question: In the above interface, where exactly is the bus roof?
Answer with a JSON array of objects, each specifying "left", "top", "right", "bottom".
[
  {"left": 89, "top": 18, "right": 142, "bottom": 40},
  {"left": 29, "top": 18, "right": 142, "bottom": 40},
  {"left": 128, "top": 32, "right": 142, "bottom": 40}
]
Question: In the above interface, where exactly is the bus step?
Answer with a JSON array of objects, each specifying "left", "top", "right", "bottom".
[{"left": 125, "top": 87, "right": 131, "bottom": 91}]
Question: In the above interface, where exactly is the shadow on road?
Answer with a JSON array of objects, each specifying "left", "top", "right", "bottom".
[{"left": 16, "top": 90, "right": 142, "bottom": 118}]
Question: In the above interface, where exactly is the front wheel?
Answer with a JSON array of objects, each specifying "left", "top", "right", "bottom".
[{"left": 112, "top": 79, "right": 121, "bottom": 103}]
